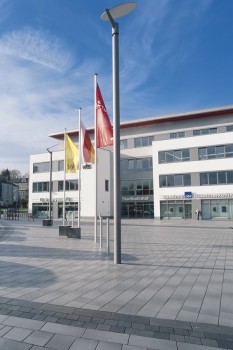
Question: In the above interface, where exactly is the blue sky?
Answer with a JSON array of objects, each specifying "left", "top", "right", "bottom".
[{"left": 0, "top": 0, "right": 233, "bottom": 174}]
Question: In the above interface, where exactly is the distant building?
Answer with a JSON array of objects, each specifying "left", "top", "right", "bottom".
[
  {"left": 0, "top": 181, "right": 19, "bottom": 208},
  {"left": 29, "top": 105, "right": 233, "bottom": 220},
  {"left": 14, "top": 178, "right": 29, "bottom": 209}
]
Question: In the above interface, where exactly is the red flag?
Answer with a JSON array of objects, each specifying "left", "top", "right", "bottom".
[
  {"left": 96, "top": 83, "right": 113, "bottom": 148},
  {"left": 81, "top": 121, "right": 95, "bottom": 164}
]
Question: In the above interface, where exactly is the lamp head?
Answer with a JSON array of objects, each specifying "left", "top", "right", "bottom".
[{"left": 101, "top": 2, "right": 137, "bottom": 21}]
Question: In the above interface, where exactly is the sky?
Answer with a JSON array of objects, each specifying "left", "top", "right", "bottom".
[{"left": 0, "top": 0, "right": 233, "bottom": 175}]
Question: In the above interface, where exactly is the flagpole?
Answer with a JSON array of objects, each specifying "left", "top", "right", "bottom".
[
  {"left": 78, "top": 108, "right": 82, "bottom": 228},
  {"left": 94, "top": 73, "right": 98, "bottom": 243},
  {"left": 63, "top": 128, "right": 67, "bottom": 226}
]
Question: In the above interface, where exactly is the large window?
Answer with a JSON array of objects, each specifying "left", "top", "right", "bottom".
[
  {"left": 170, "top": 132, "right": 185, "bottom": 139},
  {"left": 58, "top": 180, "right": 78, "bottom": 191},
  {"left": 226, "top": 125, "right": 233, "bottom": 132},
  {"left": 121, "top": 157, "right": 152, "bottom": 172},
  {"left": 33, "top": 182, "right": 50, "bottom": 192},
  {"left": 33, "top": 162, "right": 49, "bottom": 173},
  {"left": 159, "top": 149, "right": 190, "bottom": 163},
  {"left": 121, "top": 179, "right": 153, "bottom": 196},
  {"left": 120, "top": 139, "right": 128, "bottom": 150},
  {"left": 200, "top": 171, "right": 233, "bottom": 186},
  {"left": 199, "top": 144, "right": 233, "bottom": 160},
  {"left": 159, "top": 174, "right": 191, "bottom": 187},
  {"left": 134, "top": 136, "right": 154, "bottom": 148},
  {"left": 193, "top": 128, "right": 217, "bottom": 136}
]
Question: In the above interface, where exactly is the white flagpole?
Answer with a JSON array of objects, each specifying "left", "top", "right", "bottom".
[
  {"left": 94, "top": 73, "right": 98, "bottom": 242},
  {"left": 78, "top": 108, "right": 82, "bottom": 228},
  {"left": 63, "top": 128, "right": 67, "bottom": 226}
]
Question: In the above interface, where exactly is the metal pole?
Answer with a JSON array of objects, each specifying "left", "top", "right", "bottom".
[
  {"left": 107, "top": 217, "right": 109, "bottom": 254},
  {"left": 48, "top": 150, "right": 52, "bottom": 221},
  {"left": 78, "top": 108, "right": 82, "bottom": 229},
  {"left": 100, "top": 215, "right": 102, "bottom": 248},
  {"left": 94, "top": 74, "right": 98, "bottom": 243},
  {"left": 112, "top": 21, "right": 121, "bottom": 264}
]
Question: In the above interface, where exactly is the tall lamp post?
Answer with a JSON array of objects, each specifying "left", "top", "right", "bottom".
[
  {"left": 101, "top": 2, "right": 136, "bottom": 264},
  {"left": 46, "top": 144, "right": 58, "bottom": 226}
]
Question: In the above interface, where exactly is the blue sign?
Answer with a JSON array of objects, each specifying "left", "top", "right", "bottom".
[{"left": 184, "top": 192, "right": 192, "bottom": 198}]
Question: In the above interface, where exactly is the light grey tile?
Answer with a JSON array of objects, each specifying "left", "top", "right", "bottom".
[
  {"left": 3, "top": 327, "right": 33, "bottom": 341},
  {"left": 24, "top": 330, "right": 54, "bottom": 346},
  {"left": 96, "top": 341, "right": 122, "bottom": 350},
  {"left": 45, "top": 333, "right": 76, "bottom": 350},
  {"left": 0, "top": 337, "right": 32, "bottom": 350},
  {"left": 3, "top": 316, "right": 45, "bottom": 330},
  {"left": 69, "top": 337, "right": 98, "bottom": 350},
  {"left": 129, "top": 335, "right": 177, "bottom": 350},
  {"left": 41, "top": 322, "right": 85, "bottom": 337},
  {"left": 83, "top": 328, "right": 129, "bottom": 344}
]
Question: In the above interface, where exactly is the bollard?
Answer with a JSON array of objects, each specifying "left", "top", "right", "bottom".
[
  {"left": 106, "top": 217, "right": 109, "bottom": 254},
  {"left": 100, "top": 216, "right": 102, "bottom": 248}
]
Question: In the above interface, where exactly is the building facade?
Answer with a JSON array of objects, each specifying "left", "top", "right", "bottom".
[
  {"left": 0, "top": 181, "right": 19, "bottom": 208},
  {"left": 29, "top": 105, "right": 233, "bottom": 220}
]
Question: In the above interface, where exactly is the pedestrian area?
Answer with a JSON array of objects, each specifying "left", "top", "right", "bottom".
[{"left": 0, "top": 218, "right": 233, "bottom": 349}]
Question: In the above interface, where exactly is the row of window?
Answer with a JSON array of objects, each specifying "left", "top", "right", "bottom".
[
  {"left": 33, "top": 180, "right": 78, "bottom": 193},
  {"left": 199, "top": 144, "right": 233, "bottom": 160},
  {"left": 121, "top": 179, "right": 153, "bottom": 196},
  {"left": 159, "top": 149, "right": 190, "bottom": 163},
  {"left": 33, "top": 161, "right": 64, "bottom": 174},
  {"left": 120, "top": 136, "right": 154, "bottom": 150},
  {"left": 159, "top": 144, "right": 233, "bottom": 164},
  {"left": 121, "top": 157, "right": 152, "bottom": 172},
  {"left": 159, "top": 171, "right": 233, "bottom": 187}
]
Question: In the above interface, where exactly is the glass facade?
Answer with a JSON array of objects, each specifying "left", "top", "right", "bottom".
[
  {"left": 199, "top": 144, "right": 233, "bottom": 160},
  {"left": 193, "top": 128, "right": 217, "bottom": 136},
  {"left": 159, "top": 149, "right": 190, "bottom": 163},
  {"left": 121, "top": 202, "right": 154, "bottom": 218},
  {"left": 160, "top": 200, "right": 192, "bottom": 219},
  {"left": 201, "top": 199, "right": 233, "bottom": 220}
]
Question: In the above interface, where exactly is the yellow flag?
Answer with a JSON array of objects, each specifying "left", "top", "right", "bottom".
[{"left": 65, "top": 135, "right": 79, "bottom": 173}]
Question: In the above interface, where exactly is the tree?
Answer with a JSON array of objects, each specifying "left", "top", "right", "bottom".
[{"left": 0, "top": 169, "right": 22, "bottom": 181}]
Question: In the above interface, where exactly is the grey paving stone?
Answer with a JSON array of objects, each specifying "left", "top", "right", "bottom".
[
  {"left": 0, "top": 337, "right": 32, "bottom": 350},
  {"left": 69, "top": 338, "right": 98, "bottom": 350},
  {"left": 83, "top": 322, "right": 98, "bottom": 329},
  {"left": 43, "top": 316, "right": 59, "bottom": 323},
  {"left": 30, "top": 347, "right": 51, "bottom": 350},
  {"left": 96, "top": 324, "right": 111, "bottom": 331},
  {"left": 3, "top": 316, "right": 45, "bottom": 330},
  {"left": 96, "top": 341, "right": 122, "bottom": 349},
  {"left": 129, "top": 335, "right": 177, "bottom": 350},
  {"left": 0, "top": 325, "right": 13, "bottom": 337},
  {"left": 153, "top": 331, "right": 170, "bottom": 340},
  {"left": 185, "top": 336, "right": 202, "bottom": 345},
  {"left": 110, "top": 325, "right": 126, "bottom": 333},
  {"left": 139, "top": 329, "right": 154, "bottom": 337},
  {"left": 24, "top": 330, "right": 54, "bottom": 346},
  {"left": 201, "top": 338, "right": 219, "bottom": 347},
  {"left": 170, "top": 333, "right": 185, "bottom": 342},
  {"left": 69, "top": 320, "right": 85, "bottom": 327},
  {"left": 3, "top": 327, "right": 33, "bottom": 341},
  {"left": 122, "top": 346, "right": 147, "bottom": 350},
  {"left": 45, "top": 333, "right": 76, "bottom": 350},
  {"left": 104, "top": 319, "right": 118, "bottom": 326},
  {"left": 20, "top": 312, "right": 34, "bottom": 319},
  {"left": 41, "top": 322, "right": 85, "bottom": 337},
  {"left": 83, "top": 328, "right": 129, "bottom": 344},
  {"left": 8, "top": 311, "right": 23, "bottom": 317},
  {"left": 32, "top": 314, "right": 47, "bottom": 321},
  {"left": 177, "top": 342, "right": 226, "bottom": 350},
  {"left": 56, "top": 318, "right": 71, "bottom": 325}
]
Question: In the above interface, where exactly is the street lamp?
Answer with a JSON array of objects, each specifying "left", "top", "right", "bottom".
[
  {"left": 46, "top": 144, "right": 58, "bottom": 225},
  {"left": 101, "top": 2, "right": 137, "bottom": 264}
]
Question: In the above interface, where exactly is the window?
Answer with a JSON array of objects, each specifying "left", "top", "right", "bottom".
[
  {"left": 170, "top": 132, "right": 185, "bottom": 139},
  {"left": 134, "top": 136, "right": 154, "bottom": 148},
  {"left": 199, "top": 144, "right": 233, "bottom": 160},
  {"left": 193, "top": 128, "right": 217, "bottom": 136},
  {"left": 33, "top": 162, "right": 49, "bottom": 173},
  {"left": 159, "top": 174, "right": 191, "bottom": 187},
  {"left": 120, "top": 157, "right": 152, "bottom": 172},
  {"left": 226, "top": 125, "right": 233, "bottom": 132},
  {"left": 105, "top": 180, "right": 109, "bottom": 192},
  {"left": 120, "top": 140, "right": 128, "bottom": 150},
  {"left": 200, "top": 171, "right": 233, "bottom": 185},
  {"left": 58, "top": 180, "right": 78, "bottom": 191},
  {"left": 32, "top": 182, "right": 50, "bottom": 192},
  {"left": 58, "top": 160, "right": 64, "bottom": 171},
  {"left": 121, "top": 179, "right": 153, "bottom": 196},
  {"left": 158, "top": 149, "right": 190, "bottom": 163}
]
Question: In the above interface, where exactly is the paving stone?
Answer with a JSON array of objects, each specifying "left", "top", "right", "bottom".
[
  {"left": 139, "top": 329, "right": 154, "bottom": 337},
  {"left": 21, "top": 312, "right": 34, "bottom": 319},
  {"left": 204, "top": 331, "right": 222, "bottom": 340},
  {"left": 3, "top": 316, "right": 45, "bottom": 330},
  {"left": 92, "top": 317, "right": 105, "bottom": 324},
  {"left": 56, "top": 318, "right": 71, "bottom": 325},
  {"left": 129, "top": 335, "right": 177, "bottom": 350},
  {"left": 69, "top": 320, "right": 85, "bottom": 327},
  {"left": 41, "top": 322, "right": 85, "bottom": 337},
  {"left": 78, "top": 315, "right": 92, "bottom": 322},
  {"left": 45, "top": 333, "right": 76, "bottom": 350},
  {"left": 153, "top": 331, "right": 170, "bottom": 340},
  {"left": 8, "top": 311, "right": 23, "bottom": 317},
  {"left": 175, "top": 328, "right": 190, "bottom": 336},
  {"left": 66, "top": 314, "right": 79, "bottom": 321},
  {"left": 0, "top": 325, "right": 13, "bottom": 336},
  {"left": 69, "top": 337, "right": 98, "bottom": 350},
  {"left": 32, "top": 314, "right": 47, "bottom": 321},
  {"left": 170, "top": 334, "right": 185, "bottom": 342},
  {"left": 43, "top": 316, "right": 59, "bottom": 323},
  {"left": 83, "top": 328, "right": 129, "bottom": 344},
  {"left": 185, "top": 336, "right": 202, "bottom": 345},
  {"left": 96, "top": 341, "right": 122, "bottom": 350},
  {"left": 201, "top": 338, "right": 219, "bottom": 347},
  {"left": 118, "top": 321, "right": 132, "bottom": 328},
  {"left": 145, "top": 324, "right": 160, "bottom": 332},
  {"left": 125, "top": 327, "right": 140, "bottom": 335},
  {"left": 132, "top": 322, "right": 146, "bottom": 330},
  {"left": 110, "top": 325, "right": 126, "bottom": 333},
  {"left": 0, "top": 337, "right": 32, "bottom": 350},
  {"left": 96, "top": 324, "right": 111, "bottom": 331},
  {"left": 122, "top": 346, "right": 147, "bottom": 350},
  {"left": 24, "top": 330, "right": 54, "bottom": 346},
  {"left": 3, "top": 327, "right": 33, "bottom": 341},
  {"left": 104, "top": 319, "right": 118, "bottom": 326}
]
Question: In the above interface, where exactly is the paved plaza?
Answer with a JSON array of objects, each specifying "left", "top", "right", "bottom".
[{"left": 0, "top": 218, "right": 233, "bottom": 349}]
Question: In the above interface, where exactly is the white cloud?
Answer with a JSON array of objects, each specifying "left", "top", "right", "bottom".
[{"left": 0, "top": 27, "right": 73, "bottom": 72}]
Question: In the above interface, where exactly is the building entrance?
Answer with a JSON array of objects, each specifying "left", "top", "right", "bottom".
[
  {"left": 121, "top": 202, "right": 154, "bottom": 218},
  {"left": 160, "top": 200, "right": 192, "bottom": 219}
]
